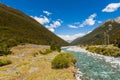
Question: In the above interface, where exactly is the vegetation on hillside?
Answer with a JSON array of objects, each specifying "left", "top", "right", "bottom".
[
  {"left": 71, "top": 19, "right": 120, "bottom": 46},
  {"left": 0, "top": 3, "right": 68, "bottom": 50},
  {"left": 0, "top": 45, "right": 11, "bottom": 56},
  {"left": 86, "top": 46, "right": 120, "bottom": 57},
  {"left": 52, "top": 52, "right": 76, "bottom": 69}
]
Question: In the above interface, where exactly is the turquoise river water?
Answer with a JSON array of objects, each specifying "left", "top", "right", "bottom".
[{"left": 62, "top": 47, "right": 120, "bottom": 80}]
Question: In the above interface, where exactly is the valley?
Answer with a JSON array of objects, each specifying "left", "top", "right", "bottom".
[{"left": 0, "top": 1, "right": 120, "bottom": 80}]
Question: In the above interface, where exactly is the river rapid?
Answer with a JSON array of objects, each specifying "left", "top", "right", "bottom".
[{"left": 62, "top": 46, "right": 120, "bottom": 80}]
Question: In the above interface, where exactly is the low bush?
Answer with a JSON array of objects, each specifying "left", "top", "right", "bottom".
[
  {"left": 52, "top": 52, "right": 76, "bottom": 69},
  {"left": 118, "top": 43, "right": 120, "bottom": 48},
  {"left": 39, "top": 49, "right": 52, "bottom": 55},
  {"left": 0, "top": 59, "right": 12, "bottom": 66},
  {"left": 0, "top": 45, "right": 11, "bottom": 56},
  {"left": 33, "top": 52, "right": 39, "bottom": 57},
  {"left": 50, "top": 44, "right": 61, "bottom": 52},
  {"left": 50, "top": 44, "right": 56, "bottom": 51}
]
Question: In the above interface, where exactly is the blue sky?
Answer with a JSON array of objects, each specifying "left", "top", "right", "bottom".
[{"left": 0, "top": 0, "right": 120, "bottom": 41}]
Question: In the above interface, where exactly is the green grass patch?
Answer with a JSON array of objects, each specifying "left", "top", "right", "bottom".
[{"left": 0, "top": 59, "right": 12, "bottom": 66}]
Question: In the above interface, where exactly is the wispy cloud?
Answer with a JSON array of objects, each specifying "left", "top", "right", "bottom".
[
  {"left": 31, "top": 16, "right": 50, "bottom": 25},
  {"left": 67, "top": 13, "right": 97, "bottom": 29},
  {"left": 102, "top": 2, "right": 120, "bottom": 12},
  {"left": 46, "top": 20, "right": 62, "bottom": 32},
  {"left": 58, "top": 33, "right": 85, "bottom": 42},
  {"left": 68, "top": 25, "right": 78, "bottom": 28},
  {"left": 80, "top": 13, "right": 97, "bottom": 27},
  {"left": 43, "top": 10, "right": 52, "bottom": 16}
]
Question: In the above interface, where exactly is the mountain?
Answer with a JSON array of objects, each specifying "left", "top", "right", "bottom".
[
  {"left": 0, "top": 3, "right": 68, "bottom": 47},
  {"left": 71, "top": 17, "right": 120, "bottom": 45}
]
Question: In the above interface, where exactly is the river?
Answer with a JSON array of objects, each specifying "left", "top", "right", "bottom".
[{"left": 61, "top": 46, "right": 120, "bottom": 80}]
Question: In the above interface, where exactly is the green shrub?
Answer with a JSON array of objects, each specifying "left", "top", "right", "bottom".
[
  {"left": 118, "top": 43, "right": 120, "bottom": 48},
  {"left": 50, "top": 44, "right": 61, "bottom": 52},
  {"left": 50, "top": 44, "right": 56, "bottom": 51},
  {"left": 39, "top": 49, "right": 52, "bottom": 55},
  {"left": 52, "top": 52, "right": 76, "bottom": 69},
  {"left": 64, "top": 53, "right": 77, "bottom": 64},
  {"left": 33, "top": 52, "right": 39, "bottom": 57},
  {"left": 56, "top": 46, "right": 61, "bottom": 52},
  {"left": 0, "top": 59, "right": 12, "bottom": 66},
  {"left": 0, "top": 45, "right": 11, "bottom": 56}
]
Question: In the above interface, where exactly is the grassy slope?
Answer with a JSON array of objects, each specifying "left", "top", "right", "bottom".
[
  {"left": 0, "top": 3, "right": 68, "bottom": 47},
  {"left": 0, "top": 44, "right": 75, "bottom": 80},
  {"left": 71, "top": 20, "right": 120, "bottom": 45}
]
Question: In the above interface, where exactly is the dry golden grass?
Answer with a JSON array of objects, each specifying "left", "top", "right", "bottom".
[{"left": 0, "top": 44, "right": 75, "bottom": 80}]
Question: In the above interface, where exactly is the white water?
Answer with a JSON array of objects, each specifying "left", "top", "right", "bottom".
[
  {"left": 62, "top": 46, "right": 120, "bottom": 80},
  {"left": 66, "top": 46, "right": 120, "bottom": 67}
]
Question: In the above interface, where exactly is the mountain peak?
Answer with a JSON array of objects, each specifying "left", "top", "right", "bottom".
[{"left": 114, "top": 17, "right": 120, "bottom": 23}]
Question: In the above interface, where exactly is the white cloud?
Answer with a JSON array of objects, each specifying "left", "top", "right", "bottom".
[
  {"left": 46, "top": 21, "right": 62, "bottom": 32},
  {"left": 31, "top": 11, "right": 62, "bottom": 32},
  {"left": 87, "top": 31, "right": 92, "bottom": 34},
  {"left": 43, "top": 10, "right": 52, "bottom": 16},
  {"left": 58, "top": 33, "right": 85, "bottom": 42},
  {"left": 80, "top": 13, "right": 97, "bottom": 27},
  {"left": 68, "top": 25, "right": 78, "bottom": 28},
  {"left": 48, "top": 28, "right": 55, "bottom": 32},
  {"left": 31, "top": 16, "right": 50, "bottom": 25},
  {"left": 102, "top": 2, "right": 120, "bottom": 12}
]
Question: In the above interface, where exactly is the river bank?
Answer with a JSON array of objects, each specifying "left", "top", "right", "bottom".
[
  {"left": 62, "top": 46, "right": 120, "bottom": 80},
  {"left": 66, "top": 46, "right": 120, "bottom": 67}
]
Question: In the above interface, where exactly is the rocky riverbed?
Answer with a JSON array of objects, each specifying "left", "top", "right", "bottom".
[{"left": 62, "top": 46, "right": 120, "bottom": 80}]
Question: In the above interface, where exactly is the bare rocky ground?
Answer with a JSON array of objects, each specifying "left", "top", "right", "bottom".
[{"left": 0, "top": 44, "right": 75, "bottom": 80}]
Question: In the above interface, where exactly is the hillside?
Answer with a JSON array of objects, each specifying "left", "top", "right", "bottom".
[
  {"left": 0, "top": 3, "right": 68, "bottom": 47},
  {"left": 71, "top": 17, "right": 120, "bottom": 45}
]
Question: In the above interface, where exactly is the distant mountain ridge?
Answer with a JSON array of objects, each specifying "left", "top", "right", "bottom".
[
  {"left": 71, "top": 17, "right": 120, "bottom": 45},
  {"left": 0, "top": 3, "right": 68, "bottom": 47}
]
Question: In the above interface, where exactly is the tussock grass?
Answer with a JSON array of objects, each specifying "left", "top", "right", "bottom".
[
  {"left": 0, "top": 44, "right": 75, "bottom": 80},
  {"left": 86, "top": 45, "right": 120, "bottom": 57}
]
